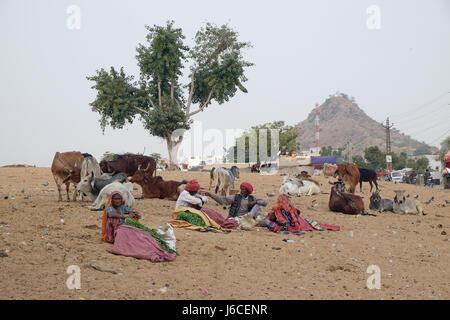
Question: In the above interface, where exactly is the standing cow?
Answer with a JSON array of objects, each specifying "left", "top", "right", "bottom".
[
  {"left": 334, "top": 162, "right": 360, "bottom": 194},
  {"left": 358, "top": 168, "right": 379, "bottom": 193},
  {"left": 51, "top": 151, "right": 84, "bottom": 201}
]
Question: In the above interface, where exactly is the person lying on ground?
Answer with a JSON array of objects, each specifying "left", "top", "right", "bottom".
[
  {"left": 175, "top": 180, "right": 208, "bottom": 210},
  {"left": 203, "top": 182, "right": 267, "bottom": 221},
  {"left": 102, "top": 191, "right": 141, "bottom": 243}
]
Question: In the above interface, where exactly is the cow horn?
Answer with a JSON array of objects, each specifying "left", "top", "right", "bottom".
[
  {"left": 144, "top": 162, "right": 151, "bottom": 171},
  {"left": 137, "top": 164, "right": 142, "bottom": 171}
]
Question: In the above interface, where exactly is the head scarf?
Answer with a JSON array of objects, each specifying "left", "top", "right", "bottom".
[
  {"left": 185, "top": 180, "right": 200, "bottom": 192},
  {"left": 272, "top": 194, "right": 293, "bottom": 211},
  {"left": 240, "top": 182, "right": 253, "bottom": 194},
  {"left": 101, "top": 191, "right": 123, "bottom": 242}
]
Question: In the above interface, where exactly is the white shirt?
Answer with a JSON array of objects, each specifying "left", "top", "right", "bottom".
[{"left": 175, "top": 190, "right": 208, "bottom": 209}]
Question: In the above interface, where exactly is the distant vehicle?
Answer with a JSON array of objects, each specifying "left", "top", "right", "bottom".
[{"left": 391, "top": 170, "right": 404, "bottom": 183}]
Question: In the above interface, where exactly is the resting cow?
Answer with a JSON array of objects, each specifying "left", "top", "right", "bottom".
[
  {"left": 130, "top": 166, "right": 186, "bottom": 200},
  {"left": 279, "top": 174, "right": 321, "bottom": 196},
  {"left": 84, "top": 182, "right": 135, "bottom": 211},
  {"left": 76, "top": 172, "right": 127, "bottom": 202},
  {"left": 51, "top": 151, "right": 84, "bottom": 201},
  {"left": 393, "top": 190, "right": 425, "bottom": 215},
  {"left": 329, "top": 180, "right": 366, "bottom": 215},
  {"left": 335, "top": 162, "right": 360, "bottom": 194}
]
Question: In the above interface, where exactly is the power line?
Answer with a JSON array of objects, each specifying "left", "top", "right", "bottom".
[
  {"left": 390, "top": 90, "right": 450, "bottom": 119},
  {"left": 394, "top": 102, "right": 450, "bottom": 126}
]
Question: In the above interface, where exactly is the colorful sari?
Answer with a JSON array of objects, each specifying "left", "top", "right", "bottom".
[{"left": 101, "top": 191, "right": 132, "bottom": 243}]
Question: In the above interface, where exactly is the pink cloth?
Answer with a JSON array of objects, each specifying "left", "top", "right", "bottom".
[
  {"left": 201, "top": 207, "right": 239, "bottom": 229},
  {"left": 107, "top": 225, "right": 176, "bottom": 262}
]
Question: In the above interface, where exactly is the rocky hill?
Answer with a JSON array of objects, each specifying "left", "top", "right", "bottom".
[{"left": 296, "top": 94, "right": 436, "bottom": 155}]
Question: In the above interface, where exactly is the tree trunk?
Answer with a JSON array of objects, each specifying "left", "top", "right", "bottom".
[{"left": 166, "top": 135, "right": 183, "bottom": 170}]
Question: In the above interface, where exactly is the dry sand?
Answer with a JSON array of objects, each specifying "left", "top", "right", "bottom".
[{"left": 0, "top": 167, "right": 449, "bottom": 300}]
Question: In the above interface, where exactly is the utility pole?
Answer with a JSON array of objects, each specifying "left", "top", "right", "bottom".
[{"left": 381, "top": 117, "right": 394, "bottom": 170}]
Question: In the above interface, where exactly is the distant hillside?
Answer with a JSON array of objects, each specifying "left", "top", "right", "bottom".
[{"left": 296, "top": 94, "right": 437, "bottom": 155}]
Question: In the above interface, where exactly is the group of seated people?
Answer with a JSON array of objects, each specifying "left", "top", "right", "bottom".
[{"left": 102, "top": 179, "right": 338, "bottom": 243}]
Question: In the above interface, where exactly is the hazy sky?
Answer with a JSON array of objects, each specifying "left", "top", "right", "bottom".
[{"left": 1, "top": 0, "right": 450, "bottom": 167}]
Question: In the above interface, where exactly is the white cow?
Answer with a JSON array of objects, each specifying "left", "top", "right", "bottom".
[
  {"left": 279, "top": 174, "right": 321, "bottom": 196},
  {"left": 84, "top": 182, "right": 135, "bottom": 211}
]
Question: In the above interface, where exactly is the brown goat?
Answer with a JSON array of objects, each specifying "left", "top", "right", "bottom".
[{"left": 329, "top": 180, "right": 365, "bottom": 215}]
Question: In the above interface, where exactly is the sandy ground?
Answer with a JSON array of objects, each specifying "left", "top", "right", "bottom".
[{"left": 0, "top": 167, "right": 449, "bottom": 300}]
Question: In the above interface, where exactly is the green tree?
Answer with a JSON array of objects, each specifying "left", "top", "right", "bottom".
[
  {"left": 150, "top": 153, "right": 162, "bottom": 163},
  {"left": 414, "top": 157, "right": 429, "bottom": 174},
  {"left": 227, "top": 121, "right": 299, "bottom": 162},
  {"left": 364, "top": 146, "right": 385, "bottom": 171},
  {"left": 352, "top": 155, "right": 366, "bottom": 169},
  {"left": 87, "top": 21, "right": 253, "bottom": 169},
  {"left": 413, "top": 145, "right": 432, "bottom": 156},
  {"left": 392, "top": 152, "right": 408, "bottom": 170},
  {"left": 320, "top": 146, "right": 332, "bottom": 156}
]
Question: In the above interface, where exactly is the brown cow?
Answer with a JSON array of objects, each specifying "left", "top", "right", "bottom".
[
  {"left": 329, "top": 180, "right": 366, "bottom": 215},
  {"left": 334, "top": 162, "right": 360, "bottom": 194},
  {"left": 323, "top": 163, "right": 337, "bottom": 177},
  {"left": 100, "top": 154, "right": 156, "bottom": 177},
  {"left": 51, "top": 151, "right": 84, "bottom": 201},
  {"left": 130, "top": 168, "right": 186, "bottom": 200}
]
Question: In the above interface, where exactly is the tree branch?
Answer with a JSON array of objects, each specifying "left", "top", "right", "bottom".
[
  {"left": 171, "top": 82, "right": 174, "bottom": 99},
  {"left": 158, "top": 81, "right": 162, "bottom": 107},
  {"left": 133, "top": 105, "right": 149, "bottom": 115},
  {"left": 187, "top": 90, "right": 213, "bottom": 119},
  {"left": 148, "top": 97, "right": 157, "bottom": 109},
  {"left": 186, "top": 66, "right": 200, "bottom": 116}
]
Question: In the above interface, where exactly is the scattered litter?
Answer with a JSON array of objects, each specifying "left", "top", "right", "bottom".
[
  {"left": 199, "top": 286, "right": 208, "bottom": 295},
  {"left": 418, "top": 244, "right": 422, "bottom": 248},
  {"left": 392, "top": 231, "right": 397, "bottom": 235},
  {"left": 158, "top": 287, "right": 167, "bottom": 294},
  {"left": 5, "top": 249, "right": 10, "bottom": 253},
  {"left": 42, "top": 183, "right": 49, "bottom": 187},
  {"left": 19, "top": 241, "right": 27, "bottom": 246},
  {"left": 272, "top": 247, "right": 281, "bottom": 250},
  {"left": 45, "top": 231, "right": 50, "bottom": 235},
  {"left": 215, "top": 245, "right": 226, "bottom": 251},
  {"left": 349, "top": 231, "right": 354, "bottom": 237},
  {"left": 60, "top": 215, "right": 64, "bottom": 218},
  {"left": 0, "top": 252, "right": 8, "bottom": 258},
  {"left": 441, "top": 231, "right": 447, "bottom": 236},
  {"left": 282, "top": 239, "right": 294, "bottom": 243},
  {"left": 79, "top": 297, "right": 85, "bottom": 300},
  {"left": 297, "top": 249, "right": 301, "bottom": 252},
  {"left": 389, "top": 259, "right": 393, "bottom": 263},
  {"left": 387, "top": 274, "right": 392, "bottom": 277},
  {"left": 12, "top": 204, "right": 19, "bottom": 211},
  {"left": 331, "top": 243, "right": 337, "bottom": 247},
  {"left": 309, "top": 253, "right": 313, "bottom": 256},
  {"left": 3, "top": 195, "right": 8, "bottom": 200},
  {"left": 300, "top": 240, "right": 305, "bottom": 244},
  {"left": 60, "top": 219, "right": 65, "bottom": 224},
  {"left": 21, "top": 291, "right": 27, "bottom": 294},
  {"left": 151, "top": 282, "right": 156, "bottom": 286},
  {"left": 437, "top": 224, "right": 443, "bottom": 228},
  {"left": 21, "top": 189, "right": 24, "bottom": 193},
  {"left": 25, "top": 195, "right": 32, "bottom": 199}
]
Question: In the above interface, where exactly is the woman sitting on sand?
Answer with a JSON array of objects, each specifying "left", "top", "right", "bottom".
[
  {"left": 102, "top": 191, "right": 141, "bottom": 243},
  {"left": 204, "top": 182, "right": 267, "bottom": 222},
  {"left": 257, "top": 195, "right": 339, "bottom": 234}
]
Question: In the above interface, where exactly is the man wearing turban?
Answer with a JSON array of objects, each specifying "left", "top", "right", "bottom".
[
  {"left": 204, "top": 182, "right": 267, "bottom": 220},
  {"left": 175, "top": 180, "right": 208, "bottom": 210}
]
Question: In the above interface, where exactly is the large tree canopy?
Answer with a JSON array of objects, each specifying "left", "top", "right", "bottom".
[{"left": 87, "top": 21, "right": 253, "bottom": 168}]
